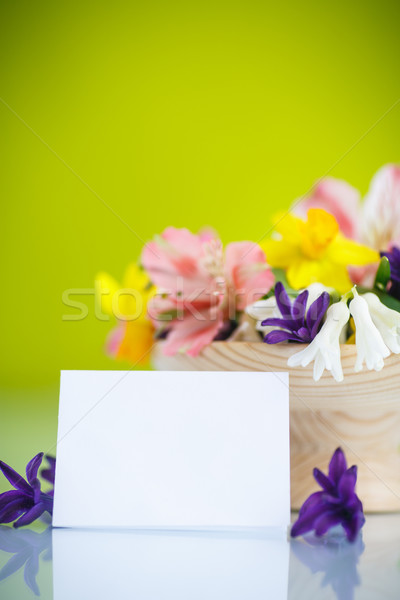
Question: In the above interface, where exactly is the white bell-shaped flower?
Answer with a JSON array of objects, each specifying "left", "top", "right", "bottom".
[
  {"left": 303, "top": 282, "right": 333, "bottom": 305},
  {"left": 245, "top": 296, "right": 279, "bottom": 334},
  {"left": 349, "top": 289, "right": 390, "bottom": 372},
  {"left": 287, "top": 300, "right": 350, "bottom": 382},
  {"left": 362, "top": 293, "right": 400, "bottom": 354}
]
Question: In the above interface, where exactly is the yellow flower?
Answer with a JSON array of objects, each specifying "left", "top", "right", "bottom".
[
  {"left": 95, "top": 264, "right": 156, "bottom": 365},
  {"left": 262, "top": 209, "right": 379, "bottom": 293},
  {"left": 110, "top": 320, "right": 156, "bottom": 365},
  {"left": 346, "top": 317, "right": 356, "bottom": 345}
]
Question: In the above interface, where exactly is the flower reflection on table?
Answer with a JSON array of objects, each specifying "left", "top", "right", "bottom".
[
  {"left": 0, "top": 525, "right": 52, "bottom": 596},
  {"left": 290, "top": 531, "right": 365, "bottom": 600}
]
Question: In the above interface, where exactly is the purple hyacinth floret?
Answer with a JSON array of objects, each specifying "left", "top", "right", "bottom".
[
  {"left": 291, "top": 448, "right": 365, "bottom": 543},
  {"left": 0, "top": 453, "right": 53, "bottom": 528},
  {"left": 381, "top": 246, "right": 400, "bottom": 299},
  {"left": 262, "top": 281, "right": 330, "bottom": 344}
]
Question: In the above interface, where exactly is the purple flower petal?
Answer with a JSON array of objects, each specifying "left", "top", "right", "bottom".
[
  {"left": 313, "top": 468, "right": 335, "bottom": 494},
  {"left": 291, "top": 290, "right": 308, "bottom": 328},
  {"left": 291, "top": 447, "right": 365, "bottom": 543},
  {"left": 0, "top": 453, "right": 55, "bottom": 528},
  {"left": 40, "top": 494, "right": 54, "bottom": 515},
  {"left": 347, "top": 494, "right": 364, "bottom": 514},
  {"left": 342, "top": 511, "right": 365, "bottom": 543},
  {"left": 274, "top": 282, "right": 292, "bottom": 319},
  {"left": 291, "top": 501, "right": 328, "bottom": 537},
  {"left": 298, "top": 491, "right": 325, "bottom": 517},
  {"left": 14, "top": 503, "right": 46, "bottom": 528},
  {"left": 292, "top": 494, "right": 335, "bottom": 537},
  {"left": 328, "top": 448, "right": 347, "bottom": 486},
  {"left": 382, "top": 247, "right": 400, "bottom": 284},
  {"left": 308, "top": 292, "right": 330, "bottom": 338},
  {"left": 45, "top": 455, "right": 56, "bottom": 468},
  {"left": 26, "top": 453, "right": 44, "bottom": 487},
  {"left": 0, "top": 462, "right": 32, "bottom": 494},
  {"left": 0, "top": 490, "right": 30, "bottom": 511},
  {"left": 40, "top": 455, "right": 56, "bottom": 497},
  {"left": 32, "top": 486, "right": 41, "bottom": 505},
  {"left": 40, "top": 469, "right": 54, "bottom": 485},
  {"left": 338, "top": 466, "right": 357, "bottom": 502},
  {"left": 0, "top": 497, "right": 32, "bottom": 524},
  {"left": 264, "top": 330, "right": 302, "bottom": 344},
  {"left": 296, "top": 326, "right": 312, "bottom": 342},
  {"left": 261, "top": 317, "right": 293, "bottom": 328},
  {"left": 381, "top": 246, "right": 400, "bottom": 299},
  {"left": 263, "top": 284, "right": 330, "bottom": 347},
  {"left": 314, "top": 510, "right": 342, "bottom": 537}
]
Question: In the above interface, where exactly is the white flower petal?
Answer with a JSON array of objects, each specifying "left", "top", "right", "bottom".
[
  {"left": 304, "top": 283, "right": 334, "bottom": 308},
  {"left": 287, "top": 300, "right": 349, "bottom": 382},
  {"left": 313, "top": 352, "right": 325, "bottom": 381},
  {"left": 362, "top": 292, "right": 400, "bottom": 354},
  {"left": 245, "top": 297, "right": 279, "bottom": 333},
  {"left": 350, "top": 291, "right": 390, "bottom": 372},
  {"left": 362, "top": 164, "right": 400, "bottom": 250}
]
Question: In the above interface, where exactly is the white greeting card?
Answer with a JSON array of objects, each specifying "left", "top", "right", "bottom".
[{"left": 53, "top": 370, "right": 290, "bottom": 529}]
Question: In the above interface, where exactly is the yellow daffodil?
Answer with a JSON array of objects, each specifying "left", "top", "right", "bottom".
[
  {"left": 95, "top": 263, "right": 156, "bottom": 365},
  {"left": 262, "top": 209, "right": 379, "bottom": 293}
]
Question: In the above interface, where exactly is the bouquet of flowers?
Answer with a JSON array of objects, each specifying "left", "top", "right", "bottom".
[{"left": 97, "top": 164, "right": 400, "bottom": 382}]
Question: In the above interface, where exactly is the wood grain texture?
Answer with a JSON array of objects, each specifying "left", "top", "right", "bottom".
[{"left": 153, "top": 341, "right": 400, "bottom": 512}]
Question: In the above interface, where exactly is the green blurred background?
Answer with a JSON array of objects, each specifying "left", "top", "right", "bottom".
[{"left": 1, "top": 0, "right": 400, "bottom": 482}]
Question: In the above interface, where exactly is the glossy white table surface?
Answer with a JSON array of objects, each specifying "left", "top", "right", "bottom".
[{"left": 0, "top": 513, "right": 399, "bottom": 599}]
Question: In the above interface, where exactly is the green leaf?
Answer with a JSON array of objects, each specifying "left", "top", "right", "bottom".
[
  {"left": 270, "top": 268, "right": 298, "bottom": 295},
  {"left": 157, "top": 309, "right": 182, "bottom": 321},
  {"left": 372, "top": 290, "right": 400, "bottom": 312},
  {"left": 374, "top": 256, "right": 391, "bottom": 291}
]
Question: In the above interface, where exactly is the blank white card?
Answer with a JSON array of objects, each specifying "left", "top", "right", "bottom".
[{"left": 53, "top": 370, "right": 290, "bottom": 529}]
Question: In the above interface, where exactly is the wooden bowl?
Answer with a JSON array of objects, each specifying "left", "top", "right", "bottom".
[{"left": 152, "top": 341, "right": 400, "bottom": 513}]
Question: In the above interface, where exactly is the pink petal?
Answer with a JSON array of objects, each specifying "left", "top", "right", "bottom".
[
  {"left": 162, "top": 309, "right": 223, "bottom": 356},
  {"left": 147, "top": 294, "right": 178, "bottom": 321},
  {"left": 161, "top": 227, "right": 206, "bottom": 259},
  {"left": 147, "top": 290, "right": 222, "bottom": 326},
  {"left": 349, "top": 263, "right": 379, "bottom": 287},
  {"left": 224, "top": 242, "right": 275, "bottom": 311},
  {"left": 362, "top": 164, "right": 400, "bottom": 250},
  {"left": 141, "top": 227, "right": 214, "bottom": 294},
  {"left": 105, "top": 323, "right": 125, "bottom": 357}
]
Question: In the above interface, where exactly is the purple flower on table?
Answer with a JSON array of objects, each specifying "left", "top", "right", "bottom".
[
  {"left": 262, "top": 281, "right": 330, "bottom": 344},
  {"left": 40, "top": 455, "right": 56, "bottom": 497},
  {"left": 0, "top": 453, "right": 53, "bottom": 528},
  {"left": 381, "top": 246, "right": 400, "bottom": 299},
  {"left": 291, "top": 448, "right": 365, "bottom": 543}
]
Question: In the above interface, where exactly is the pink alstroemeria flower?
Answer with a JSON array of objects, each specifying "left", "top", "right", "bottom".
[
  {"left": 142, "top": 227, "right": 274, "bottom": 356},
  {"left": 361, "top": 164, "right": 400, "bottom": 251}
]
